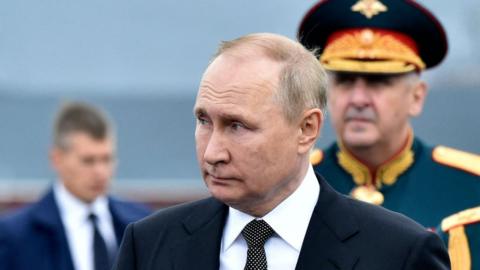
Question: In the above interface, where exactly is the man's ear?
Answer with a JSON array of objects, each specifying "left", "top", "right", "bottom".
[
  {"left": 298, "top": 108, "right": 323, "bottom": 154},
  {"left": 409, "top": 80, "right": 428, "bottom": 117},
  {"left": 50, "top": 147, "right": 63, "bottom": 172}
]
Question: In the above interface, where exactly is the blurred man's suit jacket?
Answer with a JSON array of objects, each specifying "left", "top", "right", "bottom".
[{"left": 0, "top": 189, "right": 151, "bottom": 270}]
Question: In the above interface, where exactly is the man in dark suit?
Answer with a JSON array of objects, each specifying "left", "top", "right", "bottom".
[
  {"left": 0, "top": 102, "right": 151, "bottom": 270},
  {"left": 113, "top": 33, "right": 449, "bottom": 269}
]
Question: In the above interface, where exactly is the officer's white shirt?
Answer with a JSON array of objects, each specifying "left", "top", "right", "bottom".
[
  {"left": 54, "top": 182, "right": 117, "bottom": 270},
  {"left": 220, "top": 165, "right": 320, "bottom": 270}
]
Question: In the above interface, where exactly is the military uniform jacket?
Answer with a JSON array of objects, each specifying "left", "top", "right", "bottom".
[{"left": 312, "top": 137, "right": 480, "bottom": 227}]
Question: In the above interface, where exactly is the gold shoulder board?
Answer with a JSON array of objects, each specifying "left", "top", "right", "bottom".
[
  {"left": 441, "top": 206, "right": 480, "bottom": 232},
  {"left": 310, "top": 148, "right": 323, "bottom": 165},
  {"left": 433, "top": 146, "right": 480, "bottom": 176}
]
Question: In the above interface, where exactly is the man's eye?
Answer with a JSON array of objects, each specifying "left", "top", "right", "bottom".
[
  {"left": 231, "top": 122, "right": 246, "bottom": 130},
  {"left": 365, "top": 75, "right": 394, "bottom": 87},
  {"left": 197, "top": 117, "right": 209, "bottom": 125},
  {"left": 336, "top": 78, "right": 354, "bottom": 84},
  {"left": 368, "top": 79, "right": 391, "bottom": 87},
  {"left": 102, "top": 156, "right": 114, "bottom": 164},
  {"left": 81, "top": 157, "right": 95, "bottom": 166}
]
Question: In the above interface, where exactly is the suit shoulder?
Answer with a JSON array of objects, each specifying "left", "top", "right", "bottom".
[
  {"left": 432, "top": 146, "right": 480, "bottom": 176},
  {"left": 347, "top": 196, "right": 426, "bottom": 234},
  {"left": 344, "top": 196, "right": 446, "bottom": 261},
  {"left": 0, "top": 203, "right": 37, "bottom": 226},
  {"left": 0, "top": 204, "right": 39, "bottom": 240},
  {"left": 134, "top": 197, "right": 221, "bottom": 232},
  {"left": 109, "top": 197, "right": 151, "bottom": 217},
  {"left": 441, "top": 206, "right": 480, "bottom": 232}
]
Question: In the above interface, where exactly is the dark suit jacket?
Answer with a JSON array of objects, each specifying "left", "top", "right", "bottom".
[
  {"left": 0, "top": 189, "right": 151, "bottom": 270},
  {"left": 113, "top": 174, "right": 450, "bottom": 270}
]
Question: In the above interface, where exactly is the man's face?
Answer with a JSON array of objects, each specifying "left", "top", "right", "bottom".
[
  {"left": 194, "top": 54, "right": 305, "bottom": 215},
  {"left": 51, "top": 132, "right": 116, "bottom": 203},
  {"left": 328, "top": 72, "right": 425, "bottom": 150}
]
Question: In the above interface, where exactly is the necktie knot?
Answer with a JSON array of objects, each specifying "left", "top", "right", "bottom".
[
  {"left": 241, "top": 219, "right": 274, "bottom": 248},
  {"left": 88, "top": 213, "right": 98, "bottom": 223}
]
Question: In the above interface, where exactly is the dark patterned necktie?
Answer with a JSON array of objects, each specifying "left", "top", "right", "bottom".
[
  {"left": 88, "top": 213, "right": 111, "bottom": 270},
  {"left": 241, "top": 219, "right": 275, "bottom": 270}
]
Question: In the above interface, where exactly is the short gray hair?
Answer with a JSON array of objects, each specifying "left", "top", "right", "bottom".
[
  {"left": 211, "top": 33, "right": 328, "bottom": 123},
  {"left": 53, "top": 101, "right": 113, "bottom": 150}
]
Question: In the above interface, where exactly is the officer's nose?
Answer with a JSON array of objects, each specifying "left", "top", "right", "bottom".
[
  {"left": 349, "top": 78, "right": 372, "bottom": 108},
  {"left": 203, "top": 129, "right": 230, "bottom": 166}
]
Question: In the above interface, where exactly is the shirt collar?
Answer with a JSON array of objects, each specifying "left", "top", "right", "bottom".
[
  {"left": 222, "top": 165, "right": 320, "bottom": 251},
  {"left": 54, "top": 181, "right": 110, "bottom": 223}
]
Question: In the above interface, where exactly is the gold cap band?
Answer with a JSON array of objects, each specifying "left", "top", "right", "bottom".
[{"left": 320, "top": 28, "right": 426, "bottom": 73}]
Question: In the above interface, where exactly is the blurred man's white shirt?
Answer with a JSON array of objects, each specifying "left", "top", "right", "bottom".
[{"left": 54, "top": 182, "right": 117, "bottom": 270}]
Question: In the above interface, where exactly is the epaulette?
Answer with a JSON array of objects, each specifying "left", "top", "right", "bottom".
[
  {"left": 441, "top": 206, "right": 480, "bottom": 232},
  {"left": 442, "top": 208, "right": 477, "bottom": 270},
  {"left": 432, "top": 146, "right": 480, "bottom": 176},
  {"left": 310, "top": 148, "right": 323, "bottom": 165}
]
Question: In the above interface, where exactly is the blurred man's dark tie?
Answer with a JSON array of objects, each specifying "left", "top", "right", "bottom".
[{"left": 88, "top": 213, "right": 112, "bottom": 270}]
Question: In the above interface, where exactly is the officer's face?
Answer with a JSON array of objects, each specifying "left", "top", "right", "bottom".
[
  {"left": 328, "top": 72, "right": 426, "bottom": 151},
  {"left": 51, "top": 132, "right": 116, "bottom": 203},
  {"left": 194, "top": 53, "right": 308, "bottom": 217}
]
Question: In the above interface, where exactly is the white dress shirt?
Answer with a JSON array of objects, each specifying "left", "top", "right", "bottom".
[
  {"left": 220, "top": 165, "right": 320, "bottom": 270},
  {"left": 54, "top": 182, "right": 117, "bottom": 270}
]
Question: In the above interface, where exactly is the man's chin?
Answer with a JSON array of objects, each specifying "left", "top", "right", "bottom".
[
  {"left": 208, "top": 185, "right": 244, "bottom": 204},
  {"left": 342, "top": 133, "right": 377, "bottom": 149},
  {"left": 210, "top": 191, "right": 239, "bottom": 206}
]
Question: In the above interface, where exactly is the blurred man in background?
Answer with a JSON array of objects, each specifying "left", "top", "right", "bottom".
[
  {"left": 0, "top": 101, "right": 151, "bottom": 270},
  {"left": 298, "top": 0, "right": 480, "bottom": 228}
]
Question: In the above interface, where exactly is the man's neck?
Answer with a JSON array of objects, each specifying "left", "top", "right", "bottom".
[
  {"left": 237, "top": 159, "right": 310, "bottom": 217},
  {"left": 344, "top": 128, "right": 412, "bottom": 169}
]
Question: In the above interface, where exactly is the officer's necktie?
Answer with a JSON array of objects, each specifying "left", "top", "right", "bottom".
[
  {"left": 241, "top": 219, "right": 275, "bottom": 270},
  {"left": 88, "top": 213, "right": 111, "bottom": 270}
]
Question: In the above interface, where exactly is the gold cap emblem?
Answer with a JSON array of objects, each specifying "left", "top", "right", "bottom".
[{"left": 352, "top": 0, "right": 388, "bottom": 19}]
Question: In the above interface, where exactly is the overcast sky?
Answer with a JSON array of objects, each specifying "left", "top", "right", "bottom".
[{"left": 0, "top": 0, "right": 479, "bottom": 96}]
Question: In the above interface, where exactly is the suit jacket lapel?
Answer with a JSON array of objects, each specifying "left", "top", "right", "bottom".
[
  {"left": 107, "top": 197, "right": 150, "bottom": 246},
  {"left": 171, "top": 198, "right": 228, "bottom": 270},
  {"left": 169, "top": 174, "right": 360, "bottom": 270},
  {"left": 296, "top": 174, "right": 359, "bottom": 270},
  {"left": 32, "top": 189, "right": 75, "bottom": 270},
  {"left": 108, "top": 199, "right": 129, "bottom": 243}
]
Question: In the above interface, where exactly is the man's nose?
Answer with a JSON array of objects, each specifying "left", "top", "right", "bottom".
[
  {"left": 203, "top": 130, "right": 230, "bottom": 166},
  {"left": 92, "top": 159, "right": 112, "bottom": 179},
  {"left": 349, "top": 79, "right": 371, "bottom": 108}
]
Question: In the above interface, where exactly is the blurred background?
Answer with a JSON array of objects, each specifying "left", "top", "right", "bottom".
[{"left": 1, "top": 0, "right": 479, "bottom": 212}]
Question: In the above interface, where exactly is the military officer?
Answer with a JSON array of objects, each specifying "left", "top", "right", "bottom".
[
  {"left": 298, "top": 0, "right": 480, "bottom": 227},
  {"left": 438, "top": 206, "right": 480, "bottom": 270}
]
